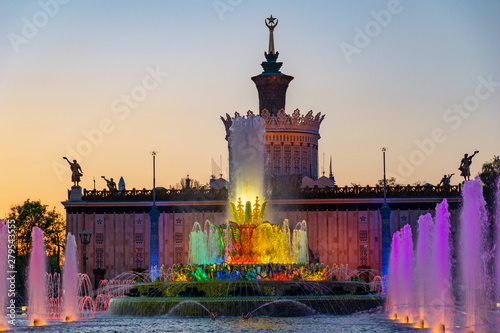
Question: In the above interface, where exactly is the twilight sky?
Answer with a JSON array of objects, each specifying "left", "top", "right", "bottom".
[{"left": 1, "top": 0, "right": 499, "bottom": 217}]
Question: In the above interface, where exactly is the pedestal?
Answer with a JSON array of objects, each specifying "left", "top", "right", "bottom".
[{"left": 69, "top": 186, "right": 83, "bottom": 201}]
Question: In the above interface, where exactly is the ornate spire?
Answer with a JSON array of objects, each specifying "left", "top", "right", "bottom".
[
  {"left": 252, "top": 15, "right": 293, "bottom": 114},
  {"left": 265, "top": 15, "right": 278, "bottom": 55},
  {"left": 329, "top": 156, "right": 333, "bottom": 178}
]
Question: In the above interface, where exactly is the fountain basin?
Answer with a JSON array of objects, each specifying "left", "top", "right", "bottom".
[{"left": 108, "top": 280, "right": 384, "bottom": 316}]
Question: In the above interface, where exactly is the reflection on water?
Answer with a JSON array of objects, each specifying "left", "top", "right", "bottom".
[{"left": 8, "top": 310, "right": 427, "bottom": 332}]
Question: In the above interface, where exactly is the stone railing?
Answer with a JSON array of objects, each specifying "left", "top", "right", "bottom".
[
  {"left": 78, "top": 184, "right": 461, "bottom": 202},
  {"left": 298, "top": 184, "right": 462, "bottom": 199}
]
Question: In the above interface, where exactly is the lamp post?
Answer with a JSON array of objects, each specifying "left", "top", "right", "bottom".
[
  {"left": 149, "top": 151, "right": 160, "bottom": 281},
  {"left": 380, "top": 147, "right": 391, "bottom": 293},
  {"left": 79, "top": 230, "right": 92, "bottom": 274}
]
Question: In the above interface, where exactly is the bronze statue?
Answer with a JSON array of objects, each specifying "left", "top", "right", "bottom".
[
  {"left": 438, "top": 173, "right": 454, "bottom": 186},
  {"left": 63, "top": 157, "right": 83, "bottom": 186},
  {"left": 101, "top": 176, "right": 117, "bottom": 191},
  {"left": 459, "top": 151, "right": 479, "bottom": 181}
]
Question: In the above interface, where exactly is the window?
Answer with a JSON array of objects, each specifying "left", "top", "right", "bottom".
[
  {"left": 95, "top": 233, "right": 104, "bottom": 245},
  {"left": 96, "top": 248, "right": 104, "bottom": 268},
  {"left": 359, "top": 245, "right": 368, "bottom": 266},
  {"left": 175, "top": 232, "right": 183, "bottom": 244}
]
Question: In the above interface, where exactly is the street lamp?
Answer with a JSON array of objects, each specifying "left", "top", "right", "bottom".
[
  {"left": 380, "top": 147, "right": 391, "bottom": 293},
  {"left": 79, "top": 230, "right": 92, "bottom": 274},
  {"left": 149, "top": 151, "right": 160, "bottom": 282}
]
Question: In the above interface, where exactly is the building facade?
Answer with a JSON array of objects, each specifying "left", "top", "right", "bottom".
[{"left": 64, "top": 186, "right": 462, "bottom": 287}]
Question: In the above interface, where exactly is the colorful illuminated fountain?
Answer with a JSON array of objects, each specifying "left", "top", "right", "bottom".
[{"left": 184, "top": 115, "right": 311, "bottom": 281}]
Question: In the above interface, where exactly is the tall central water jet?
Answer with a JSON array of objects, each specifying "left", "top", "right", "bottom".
[
  {"left": 63, "top": 233, "right": 78, "bottom": 322},
  {"left": 229, "top": 114, "right": 266, "bottom": 203},
  {"left": 460, "top": 177, "right": 488, "bottom": 332},
  {"left": 28, "top": 226, "right": 48, "bottom": 325}
]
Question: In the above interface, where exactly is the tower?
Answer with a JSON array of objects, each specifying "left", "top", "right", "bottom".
[
  {"left": 251, "top": 15, "right": 294, "bottom": 115},
  {"left": 221, "top": 16, "right": 325, "bottom": 181}
]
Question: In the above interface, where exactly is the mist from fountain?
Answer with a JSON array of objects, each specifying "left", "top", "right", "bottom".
[
  {"left": 28, "top": 226, "right": 47, "bottom": 325},
  {"left": 63, "top": 233, "right": 78, "bottom": 322},
  {"left": 460, "top": 177, "right": 488, "bottom": 332},
  {"left": 0, "top": 223, "right": 8, "bottom": 330}
]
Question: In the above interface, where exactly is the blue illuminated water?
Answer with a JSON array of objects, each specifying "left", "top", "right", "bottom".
[{"left": 8, "top": 311, "right": 426, "bottom": 332}]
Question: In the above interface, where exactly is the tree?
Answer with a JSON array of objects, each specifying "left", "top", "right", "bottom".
[
  {"left": 176, "top": 176, "right": 208, "bottom": 190},
  {"left": 5, "top": 199, "right": 66, "bottom": 301},
  {"left": 478, "top": 155, "right": 500, "bottom": 218},
  {"left": 6, "top": 199, "right": 66, "bottom": 266},
  {"left": 377, "top": 177, "right": 399, "bottom": 186}
]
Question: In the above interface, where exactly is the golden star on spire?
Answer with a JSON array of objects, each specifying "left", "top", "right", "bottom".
[{"left": 265, "top": 15, "right": 278, "bottom": 32}]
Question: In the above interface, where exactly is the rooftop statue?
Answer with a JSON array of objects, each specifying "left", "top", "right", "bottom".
[
  {"left": 458, "top": 151, "right": 479, "bottom": 181},
  {"left": 101, "top": 176, "right": 117, "bottom": 191},
  {"left": 63, "top": 157, "right": 83, "bottom": 186}
]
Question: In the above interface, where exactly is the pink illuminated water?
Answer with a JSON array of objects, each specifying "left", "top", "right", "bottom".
[
  {"left": 430, "top": 198, "right": 453, "bottom": 330},
  {"left": 387, "top": 231, "right": 400, "bottom": 318},
  {"left": 0, "top": 223, "right": 8, "bottom": 330},
  {"left": 414, "top": 213, "right": 432, "bottom": 324},
  {"left": 496, "top": 177, "right": 500, "bottom": 308},
  {"left": 460, "top": 177, "right": 488, "bottom": 332},
  {"left": 28, "top": 226, "right": 48, "bottom": 324},
  {"left": 63, "top": 233, "right": 78, "bottom": 321},
  {"left": 387, "top": 224, "right": 414, "bottom": 322},
  {"left": 398, "top": 224, "right": 414, "bottom": 322}
]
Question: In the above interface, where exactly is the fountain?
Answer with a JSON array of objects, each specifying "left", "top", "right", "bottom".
[
  {"left": 460, "top": 177, "right": 488, "bottom": 332},
  {"left": 109, "top": 115, "right": 384, "bottom": 317},
  {"left": 186, "top": 115, "right": 309, "bottom": 273},
  {"left": 229, "top": 114, "right": 265, "bottom": 205},
  {"left": 63, "top": 233, "right": 78, "bottom": 322},
  {"left": 388, "top": 177, "right": 499, "bottom": 332},
  {"left": 430, "top": 198, "right": 453, "bottom": 331},
  {"left": 398, "top": 224, "right": 414, "bottom": 324},
  {"left": 496, "top": 177, "right": 500, "bottom": 311},
  {"left": 28, "top": 226, "right": 48, "bottom": 326},
  {"left": 0, "top": 222, "right": 8, "bottom": 331},
  {"left": 414, "top": 213, "right": 432, "bottom": 326}
]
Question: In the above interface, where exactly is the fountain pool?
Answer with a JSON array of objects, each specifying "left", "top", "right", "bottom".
[{"left": 6, "top": 311, "right": 427, "bottom": 332}]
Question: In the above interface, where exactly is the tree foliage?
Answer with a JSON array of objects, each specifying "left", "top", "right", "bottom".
[
  {"left": 5, "top": 199, "right": 66, "bottom": 300},
  {"left": 377, "top": 177, "right": 399, "bottom": 187},
  {"left": 478, "top": 155, "right": 500, "bottom": 218},
  {"left": 6, "top": 199, "right": 65, "bottom": 258}
]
